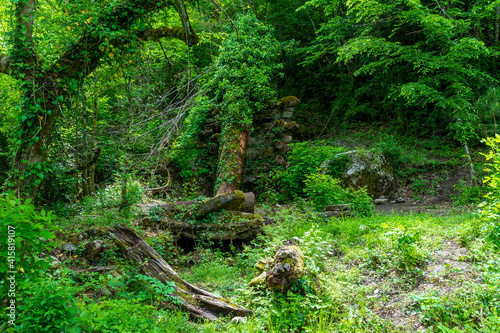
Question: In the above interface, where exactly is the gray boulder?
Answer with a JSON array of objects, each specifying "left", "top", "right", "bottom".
[{"left": 322, "top": 150, "right": 398, "bottom": 198}]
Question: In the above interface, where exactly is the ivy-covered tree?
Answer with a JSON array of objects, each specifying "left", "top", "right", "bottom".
[
  {"left": 0, "top": 0, "right": 199, "bottom": 199},
  {"left": 171, "top": 14, "right": 282, "bottom": 194}
]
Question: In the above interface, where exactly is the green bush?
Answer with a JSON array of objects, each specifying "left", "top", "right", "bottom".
[
  {"left": 452, "top": 180, "right": 484, "bottom": 206},
  {"left": 304, "top": 173, "right": 374, "bottom": 216},
  {"left": 77, "top": 298, "right": 196, "bottom": 333},
  {"left": 478, "top": 135, "right": 500, "bottom": 248},
  {"left": 0, "top": 194, "right": 55, "bottom": 293},
  {"left": 13, "top": 274, "right": 81, "bottom": 332},
  {"left": 279, "top": 141, "right": 346, "bottom": 199},
  {"left": 304, "top": 173, "right": 344, "bottom": 210},
  {"left": 78, "top": 178, "right": 144, "bottom": 214}
]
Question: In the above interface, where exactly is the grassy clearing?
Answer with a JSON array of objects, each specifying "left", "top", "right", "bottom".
[
  {"left": 2, "top": 200, "right": 499, "bottom": 332},
  {"left": 175, "top": 206, "right": 500, "bottom": 332}
]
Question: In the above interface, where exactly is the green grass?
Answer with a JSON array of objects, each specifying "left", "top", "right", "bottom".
[{"left": 6, "top": 201, "right": 500, "bottom": 333}]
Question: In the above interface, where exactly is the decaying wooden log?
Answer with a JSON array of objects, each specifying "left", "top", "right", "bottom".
[
  {"left": 109, "top": 223, "right": 252, "bottom": 320},
  {"left": 138, "top": 191, "right": 255, "bottom": 217},
  {"left": 265, "top": 245, "right": 304, "bottom": 291},
  {"left": 140, "top": 212, "right": 264, "bottom": 242}
]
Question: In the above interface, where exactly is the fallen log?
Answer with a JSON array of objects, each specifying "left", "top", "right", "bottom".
[
  {"left": 108, "top": 223, "right": 252, "bottom": 320},
  {"left": 138, "top": 191, "right": 255, "bottom": 217},
  {"left": 140, "top": 212, "right": 264, "bottom": 242}
]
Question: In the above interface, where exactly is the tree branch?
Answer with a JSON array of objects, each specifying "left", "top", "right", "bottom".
[
  {"left": 49, "top": 0, "right": 197, "bottom": 79},
  {"left": 174, "top": 0, "right": 200, "bottom": 46},
  {"left": 136, "top": 26, "right": 196, "bottom": 43},
  {"left": 65, "top": 147, "right": 101, "bottom": 176}
]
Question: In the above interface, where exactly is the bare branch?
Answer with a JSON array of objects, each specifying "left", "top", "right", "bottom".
[
  {"left": 136, "top": 26, "right": 194, "bottom": 43},
  {"left": 210, "top": 0, "right": 238, "bottom": 35}
]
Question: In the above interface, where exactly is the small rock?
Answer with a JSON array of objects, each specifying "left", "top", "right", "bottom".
[
  {"left": 62, "top": 242, "right": 77, "bottom": 252},
  {"left": 325, "top": 204, "right": 351, "bottom": 211},
  {"left": 249, "top": 271, "right": 266, "bottom": 287},
  {"left": 231, "top": 316, "right": 248, "bottom": 324},
  {"left": 373, "top": 198, "right": 389, "bottom": 205},
  {"left": 284, "top": 121, "right": 299, "bottom": 131},
  {"left": 275, "top": 155, "right": 286, "bottom": 166},
  {"left": 278, "top": 96, "right": 301, "bottom": 108},
  {"left": 255, "top": 259, "right": 271, "bottom": 273},
  {"left": 282, "top": 111, "right": 294, "bottom": 119},
  {"left": 50, "top": 256, "right": 61, "bottom": 267},
  {"left": 274, "top": 141, "right": 285, "bottom": 150}
]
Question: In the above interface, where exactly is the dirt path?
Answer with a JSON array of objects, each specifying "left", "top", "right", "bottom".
[{"left": 371, "top": 239, "right": 477, "bottom": 331}]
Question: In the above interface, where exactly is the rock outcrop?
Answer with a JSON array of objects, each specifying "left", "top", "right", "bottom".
[{"left": 322, "top": 150, "right": 398, "bottom": 198}]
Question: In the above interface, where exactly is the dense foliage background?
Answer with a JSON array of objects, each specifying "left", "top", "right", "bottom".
[
  {"left": 2, "top": 1, "right": 500, "bottom": 332},
  {"left": 1, "top": 0, "right": 499, "bottom": 201}
]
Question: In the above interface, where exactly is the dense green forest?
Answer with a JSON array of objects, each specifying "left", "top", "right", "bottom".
[{"left": 1, "top": 0, "right": 500, "bottom": 332}]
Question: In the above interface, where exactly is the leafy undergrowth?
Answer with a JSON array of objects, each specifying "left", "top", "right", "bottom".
[{"left": 2, "top": 201, "right": 500, "bottom": 332}]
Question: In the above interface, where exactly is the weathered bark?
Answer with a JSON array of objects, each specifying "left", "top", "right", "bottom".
[
  {"left": 109, "top": 223, "right": 252, "bottom": 320},
  {"left": 140, "top": 212, "right": 264, "bottom": 242},
  {"left": 496, "top": 6, "right": 500, "bottom": 44},
  {"left": 4, "top": 0, "right": 199, "bottom": 199},
  {"left": 216, "top": 128, "right": 249, "bottom": 196}
]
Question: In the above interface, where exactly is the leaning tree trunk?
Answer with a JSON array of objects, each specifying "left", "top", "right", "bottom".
[
  {"left": 4, "top": 0, "right": 199, "bottom": 200},
  {"left": 216, "top": 127, "right": 249, "bottom": 195},
  {"left": 109, "top": 223, "right": 252, "bottom": 320}
]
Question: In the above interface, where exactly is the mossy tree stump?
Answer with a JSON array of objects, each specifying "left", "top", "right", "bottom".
[{"left": 265, "top": 245, "right": 305, "bottom": 291}]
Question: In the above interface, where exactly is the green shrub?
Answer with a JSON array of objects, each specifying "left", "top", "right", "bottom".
[
  {"left": 0, "top": 194, "right": 55, "bottom": 293},
  {"left": 304, "top": 173, "right": 344, "bottom": 210},
  {"left": 78, "top": 178, "right": 144, "bottom": 214},
  {"left": 478, "top": 135, "right": 500, "bottom": 248},
  {"left": 280, "top": 141, "right": 346, "bottom": 199},
  {"left": 452, "top": 180, "right": 484, "bottom": 206},
  {"left": 77, "top": 298, "right": 196, "bottom": 333},
  {"left": 304, "top": 173, "right": 374, "bottom": 216},
  {"left": 13, "top": 274, "right": 81, "bottom": 332}
]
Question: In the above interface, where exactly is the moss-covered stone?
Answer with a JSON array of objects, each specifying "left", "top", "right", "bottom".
[
  {"left": 278, "top": 96, "right": 301, "bottom": 108},
  {"left": 249, "top": 271, "right": 267, "bottom": 287}
]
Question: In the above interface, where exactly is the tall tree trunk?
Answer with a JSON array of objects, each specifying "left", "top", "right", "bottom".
[
  {"left": 496, "top": 6, "right": 500, "bottom": 44},
  {"left": 3, "top": 0, "right": 199, "bottom": 200},
  {"left": 216, "top": 127, "right": 249, "bottom": 195}
]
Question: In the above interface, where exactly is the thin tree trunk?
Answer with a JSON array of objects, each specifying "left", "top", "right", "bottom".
[
  {"left": 464, "top": 143, "right": 476, "bottom": 184},
  {"left": 496, "top": 6, "right": 500, "bottom": 44},
  {"left": 5, "top": 0, "right": 199, "bottom": 200},
  {"left": 81, "top": 82, "right": 89, "bottom": 197}
]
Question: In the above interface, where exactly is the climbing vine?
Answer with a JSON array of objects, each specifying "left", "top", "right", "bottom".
[{"left": 171, "top": 13, "right": 282, "bottom": 189}]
